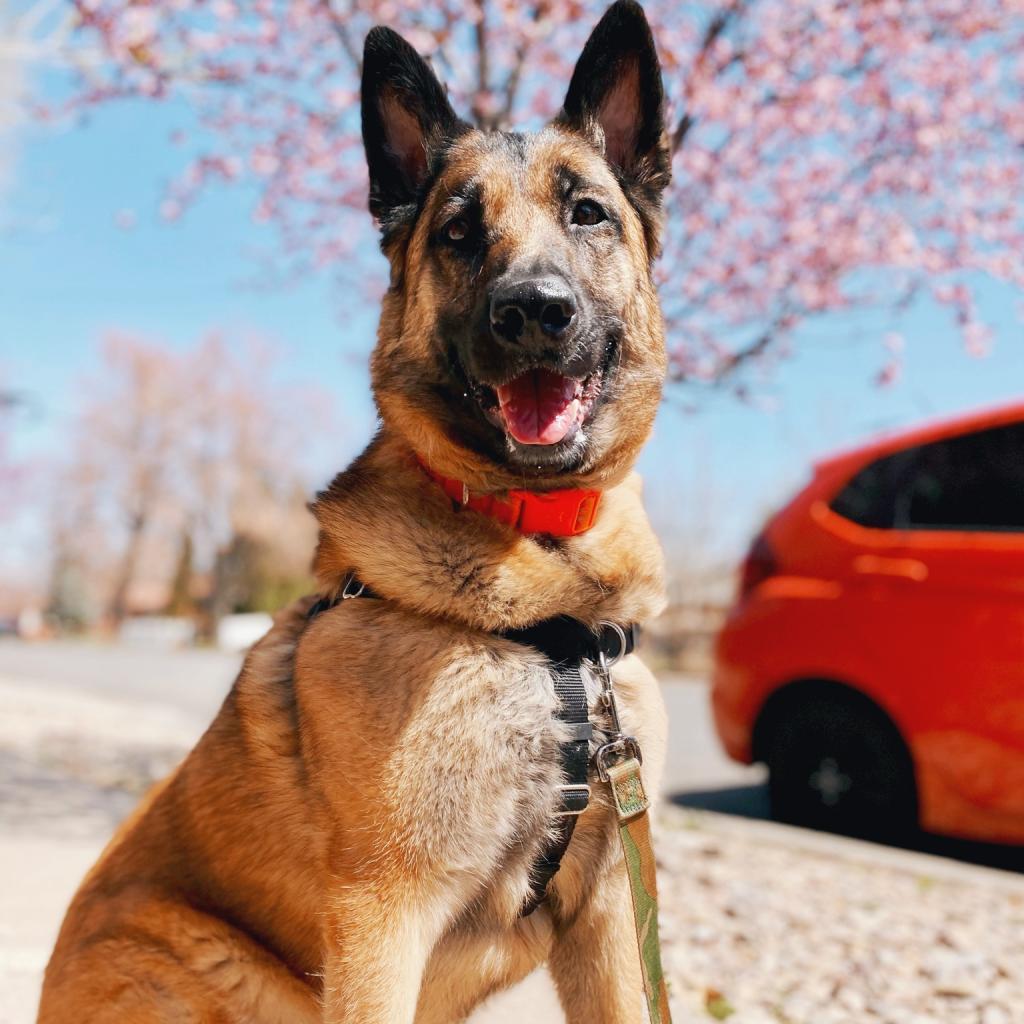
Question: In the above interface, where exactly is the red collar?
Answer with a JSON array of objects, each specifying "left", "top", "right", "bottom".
[{"left": 419, "top": 462, "right": 601, "bottom": 537}]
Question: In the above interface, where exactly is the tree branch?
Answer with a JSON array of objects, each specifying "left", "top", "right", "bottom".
[
  {"left": 497, "top": 1, "right": 549, "bottom": 128},
  {"left": 668, "top": 306, "right": 796, "bottom": 385},
  {"left": 672, "top": 0, "right": 753, "bottom": 153},
  {"left": 714, "top": 325, "right": 777, "bottom": 377},
  {"left": 318, "top": 0, "right": 362, "bottom": 75},
  {"left": 472, "top": 0, "right": 491, "bottom": 129}
]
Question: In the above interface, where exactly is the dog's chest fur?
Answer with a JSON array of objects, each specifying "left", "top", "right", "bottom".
[
  {"left": 299, "top": 604, "right": 579, "bottom": 916},
  {"left": 296, "top": 435, "right": 668, "bottom": 925}
]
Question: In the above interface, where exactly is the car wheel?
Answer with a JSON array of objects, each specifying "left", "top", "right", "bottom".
[{"left": 763, "top": 690, "right": 917, "bottom": 840}]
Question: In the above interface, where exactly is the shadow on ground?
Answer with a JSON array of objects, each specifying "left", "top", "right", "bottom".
[
  {"left": 670, "top": 782, "right": 1024, "bottom": 873},
  {"left": 0, "top": 740, "right": 184, "bottom": 841}
]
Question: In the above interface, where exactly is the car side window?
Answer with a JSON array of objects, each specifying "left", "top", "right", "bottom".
[
  {"left": 831, "top": 422, "right": 1024, "bottom": 532},
  {"left": 829, "top": 448, "right": 917, "bottom": 529}
]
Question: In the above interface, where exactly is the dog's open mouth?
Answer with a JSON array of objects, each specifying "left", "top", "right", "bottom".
[{"left": 474, "top": 368, "right": 605, "bottom": 446}]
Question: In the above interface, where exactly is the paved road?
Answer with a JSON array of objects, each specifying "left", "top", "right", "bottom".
[
  {"left": 0, "top": 639, "right": 761, "bottom": 1024},
  {"left": 0, "top": 638, "right": 762, "bottom": 795},
  {"left": 0, "top": 639, "right": 239, "bottom": 721}
]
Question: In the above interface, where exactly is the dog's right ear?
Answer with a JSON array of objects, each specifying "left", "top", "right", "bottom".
[
  {"left": 557, "top": 0, "right": 670, "bottom": 252},
  {"left": 361, "top": 28, "right": 466, "bottom": 224}
]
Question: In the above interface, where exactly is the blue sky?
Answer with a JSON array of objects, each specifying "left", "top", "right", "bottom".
[{"left": 3, "top": 90, "right": 1023, "bottom": 588}]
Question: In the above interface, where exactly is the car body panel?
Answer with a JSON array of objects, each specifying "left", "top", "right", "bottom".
[{"left": 712, "top": 401, "right": 1024, "bottom": 844}]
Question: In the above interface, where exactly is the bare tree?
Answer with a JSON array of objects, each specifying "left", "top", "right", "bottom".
[
  {"left": 55, "top": 333, "right": 327, "bottom": 628},
  {"left": 63, "top": 336, "right": 182, "bottom": 622}
]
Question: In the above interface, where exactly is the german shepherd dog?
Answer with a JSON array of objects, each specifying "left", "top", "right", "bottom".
[{"left": 39, "top": 2, "right": 672, "bottom": 1021}]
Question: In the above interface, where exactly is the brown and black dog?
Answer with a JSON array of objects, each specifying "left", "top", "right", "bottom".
[{"left": 39, "top": 2, "right": 672, "bottom": 1021}]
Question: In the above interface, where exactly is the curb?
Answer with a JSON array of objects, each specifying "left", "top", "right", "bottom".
[{"left": 666, "top": 805, "right": 1024, "bottom": 893}]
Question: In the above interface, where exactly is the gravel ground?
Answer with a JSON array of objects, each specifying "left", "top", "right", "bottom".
[
  {"left": 3, "top": 658, "right": 1024, "bottom": 1024},
  {"left": 658, "top": 814, "right": 1024, "bottom": 1024}
]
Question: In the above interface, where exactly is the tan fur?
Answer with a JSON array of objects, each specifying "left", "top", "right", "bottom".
[{"left": 40, "top": 31, "right": 670, "bottom": 1024}]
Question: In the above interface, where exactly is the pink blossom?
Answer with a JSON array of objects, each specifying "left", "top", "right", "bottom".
[
  {"left": 114, "top": 208, "right": 137, "bottom": 230},
  {"left": 875, "top": 359, "right": 902, "bottom": 388},
  {"left": 159, "top": 199, "right": 183, "bottom": 223},
  {"left": 52, "top": 0, "right": 1024, "bottom": 383},
  {"left": 964, "top": 321, "right": 993, "bottom": 358}
]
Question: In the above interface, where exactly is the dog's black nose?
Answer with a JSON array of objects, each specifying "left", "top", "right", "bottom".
[{"left": 490, "top": 277, "right": 577, "bottom": 346}]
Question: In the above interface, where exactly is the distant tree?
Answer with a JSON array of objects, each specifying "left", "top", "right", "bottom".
[
  {"left": 209, "top": 532, "right": 262, "bottom": 622},
  {"left": 46, "top": 1, "right": 1024, "bottom": 383},
  {"left": 67, "top": 336, "right": 182, "bottom": 623},
  {"left": 46, "top": 545, "right": 93, "bottom": 631},
  {"left": 0, "top": 386, "right": 38, "bottom": 522},
  {"left": 56, "top": 333, "right": 324, "bottom": 626},
  {"left": 165, "top": 531, "right": 196, "bottom": 617},
  {"left": 209, "top": 515, "right": 313, "bottom": 620}
]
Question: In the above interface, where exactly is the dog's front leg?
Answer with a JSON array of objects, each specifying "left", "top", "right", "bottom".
[
  {"left": 548, "top": 866, "right": 646, "bottom": 1024},
  {"left": 321, "top": 886, "right": 441, "bottom": 1024}
]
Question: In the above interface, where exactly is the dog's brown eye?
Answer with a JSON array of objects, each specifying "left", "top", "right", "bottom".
[
  {"left": 572, "top": 200, "right": 606, "bottom": 226},
  {"left": 444, "top": 217, "right": 469, "bottom": 243}
]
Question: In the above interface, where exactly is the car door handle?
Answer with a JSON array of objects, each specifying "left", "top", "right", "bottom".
[{"left": 853, "top": 555, "right": 928, "bottom": 581}]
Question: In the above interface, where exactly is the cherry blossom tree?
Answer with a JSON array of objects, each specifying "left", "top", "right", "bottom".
[{"left": 46, "top": 0, "right": 1024, "bottom": 384}]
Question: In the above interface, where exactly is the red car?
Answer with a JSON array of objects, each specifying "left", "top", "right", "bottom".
[{"left": 713, "top": 402, "right": 1024, "bottom": 843}]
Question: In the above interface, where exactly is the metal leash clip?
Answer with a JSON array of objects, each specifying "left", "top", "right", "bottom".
[
  {"left": 595, "top": 735, "right": 644, "bottom": 782},
  {"left": 589, "top": 622, "right": 644, "bottom": 782}
]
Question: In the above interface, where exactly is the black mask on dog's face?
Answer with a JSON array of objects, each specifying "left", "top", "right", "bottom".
[{"left": 361, "top": 1, "right": 670, "bottom": 487}]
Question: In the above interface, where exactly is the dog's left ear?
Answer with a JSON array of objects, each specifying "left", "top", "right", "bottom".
[
  {"left": 557, "top": 1, "right": 671, "bottom": 224},
  {"left": 361, "top": 27, "right": 467, "bottom": 225}
]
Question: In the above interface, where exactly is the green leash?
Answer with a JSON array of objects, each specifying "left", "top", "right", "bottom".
[
  {"left": 605, "top": 756, "right": 672, "bottom": 1024},
  {"left": 591, "top": 628, "right": 672, "bottom": 1024}
]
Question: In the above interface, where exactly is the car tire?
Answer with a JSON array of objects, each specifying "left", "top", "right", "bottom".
[{"left": 763, "top": 689, "right": 918, "bottom": 841}]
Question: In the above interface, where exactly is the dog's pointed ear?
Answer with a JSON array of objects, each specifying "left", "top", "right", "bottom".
[
  {"left": 557, "top": 1, "right": 670, "bottom": 197},
  {"left": 361, "top": 27, "right": 467, "bottom": 223}
]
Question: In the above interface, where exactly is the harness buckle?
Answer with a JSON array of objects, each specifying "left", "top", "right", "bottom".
[
  {"left": 553, "top": 783, "right": 592, "bottom": 816},
  {"left": 595, "top": 736, "right": 643, "bottom": 782}
]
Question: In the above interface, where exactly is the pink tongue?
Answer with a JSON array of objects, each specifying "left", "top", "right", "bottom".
[{"left": 496, "top": 369, "right": 581, "bottom": 445}]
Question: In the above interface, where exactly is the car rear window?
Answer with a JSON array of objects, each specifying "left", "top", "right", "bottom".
[{"left": 830, "top": 421, "right": 1024, "bottom": 532}]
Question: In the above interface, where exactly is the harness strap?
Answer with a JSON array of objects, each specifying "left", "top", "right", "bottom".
[
  {"left": 500, "top": 615, "right": 638, "bottom": 665},
  {"left": 517, "top": 657, "right": 591, "bottom": 916},
  {"left": 305, "top": 582, "right": 640, "bottom": 918},
  {"left": 498, "top": 615, "right": 636, "bottom": 915}
]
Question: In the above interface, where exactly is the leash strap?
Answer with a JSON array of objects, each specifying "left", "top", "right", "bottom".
[{"left": 605, "top": 758, "right": 672, "bottom": 1024}]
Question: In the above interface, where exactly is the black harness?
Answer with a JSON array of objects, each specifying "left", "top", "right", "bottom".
[{"left": 306, "top": 578, "right": 637, "bottom": 915}]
